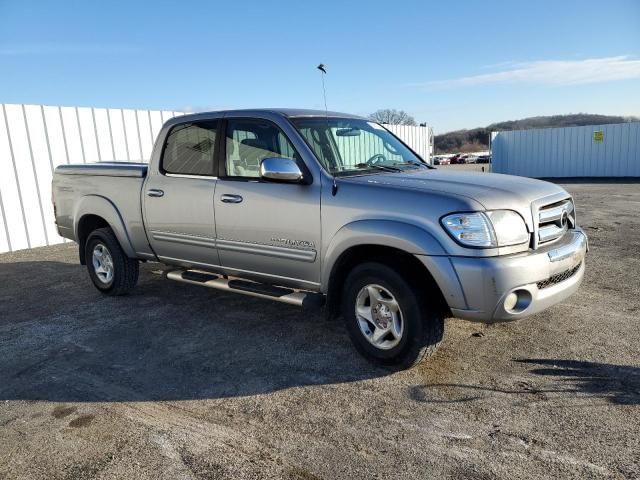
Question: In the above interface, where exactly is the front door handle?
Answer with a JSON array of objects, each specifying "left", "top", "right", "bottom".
[
  {"left": 147, "top": 189, "right": 164, "bottom": 197},
  {"left": 221, "top": 194, "right": 243, "bottom": 204}
]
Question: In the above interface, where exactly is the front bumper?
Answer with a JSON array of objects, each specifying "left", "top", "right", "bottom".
[{"left": 420, "top": 228, "right": 588, "bottom": 323}]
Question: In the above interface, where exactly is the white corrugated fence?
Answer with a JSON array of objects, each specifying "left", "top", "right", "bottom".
[{"left": 0, "top": 104, "right": 182, "bottom": 253}]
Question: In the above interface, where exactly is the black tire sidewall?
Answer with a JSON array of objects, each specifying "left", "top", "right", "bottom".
[
  {"left": 85, "top": 230, "right": 121, "bottom": 293},
  {"left": 342, "top": 263, "right": 425, "bottom": 364}
]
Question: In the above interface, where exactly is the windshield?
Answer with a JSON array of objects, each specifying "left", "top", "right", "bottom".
[{"left": 291, "top": 117, "right": 427, "bottom": 176}]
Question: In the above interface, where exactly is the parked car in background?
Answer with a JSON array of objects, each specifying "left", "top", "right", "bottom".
[
  {"left": 464, "top": 155, "right": 478, "bottom": 164},
  {"left": 433, "top": 156, "right": 451, "bottom": 165},
  {"left": 477, "top": 155, "right": 492, "bottom": 164},
  {"left": 450, "top": 154, "right": 465, "bottom": 164}
]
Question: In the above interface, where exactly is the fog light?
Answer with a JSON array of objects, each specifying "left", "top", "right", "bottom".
[{"left": 504, "top": 292, "right": 519, "bottom": 311}]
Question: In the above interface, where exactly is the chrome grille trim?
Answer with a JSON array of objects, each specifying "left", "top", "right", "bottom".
[
  {"left": 539, "top": 223, "right": 568, "bottom": 243},
  {"left": 539, "top": 201, "right": 573, "bottom": 223},
  {"left": 536, "top": 198, "right": 575, "bottom": 246}
]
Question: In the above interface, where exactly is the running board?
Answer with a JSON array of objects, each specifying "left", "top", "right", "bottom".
[{"left": 166, "top": 269, "right": 325, "bottom": 309}]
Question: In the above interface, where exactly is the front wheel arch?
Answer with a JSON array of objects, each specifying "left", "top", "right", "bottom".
[
  {"left": 341, "top": 261, "right": 445, "bottom": 368},
  {"left": 325, "top": 244, "right": 449, "bottom": 321}
]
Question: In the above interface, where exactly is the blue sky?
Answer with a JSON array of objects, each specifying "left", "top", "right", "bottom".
[{"left": 1, "top": 0, "right": 638, "bottom": 132}]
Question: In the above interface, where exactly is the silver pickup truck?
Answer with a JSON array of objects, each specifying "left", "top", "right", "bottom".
[{"left": 53, "top": 109, "right": 587, "bottom": 368}]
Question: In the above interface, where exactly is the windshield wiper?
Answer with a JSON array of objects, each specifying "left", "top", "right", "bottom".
[
  {"left": 392, "top": 161, "right": 430, "bottom": 170},
  {"left": 353, "top": 163, "right": 402, "bottom": 172}
]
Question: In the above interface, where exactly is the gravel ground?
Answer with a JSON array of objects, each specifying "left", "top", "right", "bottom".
[{"left": 1, "top": 181, "right": 639, "bottom": 479}]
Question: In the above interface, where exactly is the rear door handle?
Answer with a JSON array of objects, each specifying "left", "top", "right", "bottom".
[
  {"left": 221, "top": 194, "right": 243, "bottom": 204},
  {"left": 147, "top": 189, "right": 164, "bottom": 197}
]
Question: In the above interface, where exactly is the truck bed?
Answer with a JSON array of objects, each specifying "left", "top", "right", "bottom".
[{"left": 52, "top": 162, "right": 152, "bottom": 258}]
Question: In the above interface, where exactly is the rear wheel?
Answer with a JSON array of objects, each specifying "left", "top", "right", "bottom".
[
  {"left": 85, "top": 227, "right": 139, "bottom": 295},
  {"left": 342, "top": 262, "right": 444, "bottom": 368}
]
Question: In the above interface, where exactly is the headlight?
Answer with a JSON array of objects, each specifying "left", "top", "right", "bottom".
[
  {"left": 485, "top": 210, "right": 530, "bottom": 246},
  {"left": 441, "top": 210, "right": 529, "bottom": 248},
  {"left": 441, "top": 212, "right": 495, "bottom": 247}
]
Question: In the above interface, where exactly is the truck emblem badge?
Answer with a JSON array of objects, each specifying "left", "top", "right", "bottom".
[
  {"left": 271, "top": 237, "right": 315, "bottom": 249},
  {"left": 560, "top": 211, "right": 568, "bottom": 229}
]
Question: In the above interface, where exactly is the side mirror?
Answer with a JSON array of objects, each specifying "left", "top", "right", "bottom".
[{"left": 260, "top": 157, "right": 303, "bottom": 183}]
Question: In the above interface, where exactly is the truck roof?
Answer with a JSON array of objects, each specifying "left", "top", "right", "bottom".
[{"left": 175, "top": 108, "right": 366, "bottom": 123}]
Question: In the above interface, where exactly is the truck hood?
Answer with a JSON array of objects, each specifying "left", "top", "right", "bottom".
[{"left": 340, "top": 169, "right": 568, "bottom": 210}]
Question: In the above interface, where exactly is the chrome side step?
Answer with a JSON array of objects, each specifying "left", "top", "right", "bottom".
[{"left": 166, "top": 269, "right": 325, "bottom": 309}]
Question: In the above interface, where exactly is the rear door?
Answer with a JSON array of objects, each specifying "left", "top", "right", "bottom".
[
  {"left": 214, "top": 117, "right": 321, "bottom": 289},
  {"left": 143, "top": 120, "right": 220, "bottom": 266}
]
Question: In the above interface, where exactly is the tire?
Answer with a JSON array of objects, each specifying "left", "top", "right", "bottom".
[
  {"left": 85, "top": 227, "right": 139, "bottom": 295},
  {"left": 342, "top": 262, "right": 444, "bottom": 369}
]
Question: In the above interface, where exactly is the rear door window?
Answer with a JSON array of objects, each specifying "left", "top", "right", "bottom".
[{"left": 162, "top": 121, "right": 218, "bottom": 176}]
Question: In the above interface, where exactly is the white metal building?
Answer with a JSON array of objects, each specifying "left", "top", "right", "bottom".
[
  {"left": 491, "top": 122, "right": 640, "bottom": 178},
  {"left": 384, "top": 124, "right": 433, "bottom": 162}
]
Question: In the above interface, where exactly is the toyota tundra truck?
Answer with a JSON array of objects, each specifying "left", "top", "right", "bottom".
[{"left": 52, "top": 109, "right": 588, "bottom": 368}]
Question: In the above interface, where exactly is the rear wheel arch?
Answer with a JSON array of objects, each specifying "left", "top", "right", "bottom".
[
  {"left": 77, "top": 214, "right": 110, "bottom": 264},
  {"left": 73, "top": 195, "right": 137, "bottom": 263},
  {"left": 85, "top": 227, "right": 139, "bottom": 295}
]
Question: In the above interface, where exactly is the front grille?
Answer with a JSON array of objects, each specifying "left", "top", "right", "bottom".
[
  {"left": 536, "top": 199, "right": 575, "bottom": 247},
  {"left": 537, "top": 262, "right": 582, "bottom": 289}
]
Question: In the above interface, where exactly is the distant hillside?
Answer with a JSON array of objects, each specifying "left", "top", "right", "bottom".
[{"left": 434, "top": 114, "right": 639, "bottom": 154}]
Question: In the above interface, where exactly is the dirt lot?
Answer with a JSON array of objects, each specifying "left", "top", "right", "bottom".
[{"left": 1, "top": 180, "right": 639, "bottom": 479}]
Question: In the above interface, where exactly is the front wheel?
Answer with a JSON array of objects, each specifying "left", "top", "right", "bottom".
[
  {"left": 342, "top": 262, "right": 444, "bottom": 368},
  {"left": 85, "top": 227, "right": 139, "bottom": 295}
]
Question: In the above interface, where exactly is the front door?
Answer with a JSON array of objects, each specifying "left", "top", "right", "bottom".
[
  {"left": 143, "top": 120, "right": 220, "bottom": 267},
  {"left": 214, "top": 118, "right": 321, "bottom": 289}
]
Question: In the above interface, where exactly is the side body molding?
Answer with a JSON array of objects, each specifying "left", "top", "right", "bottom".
[
  {"left": 73, "top": 195, "right": 138, "bottom": 258},
  {"left": 321, "top": 219, "right": 446, "bottom": 291}
]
